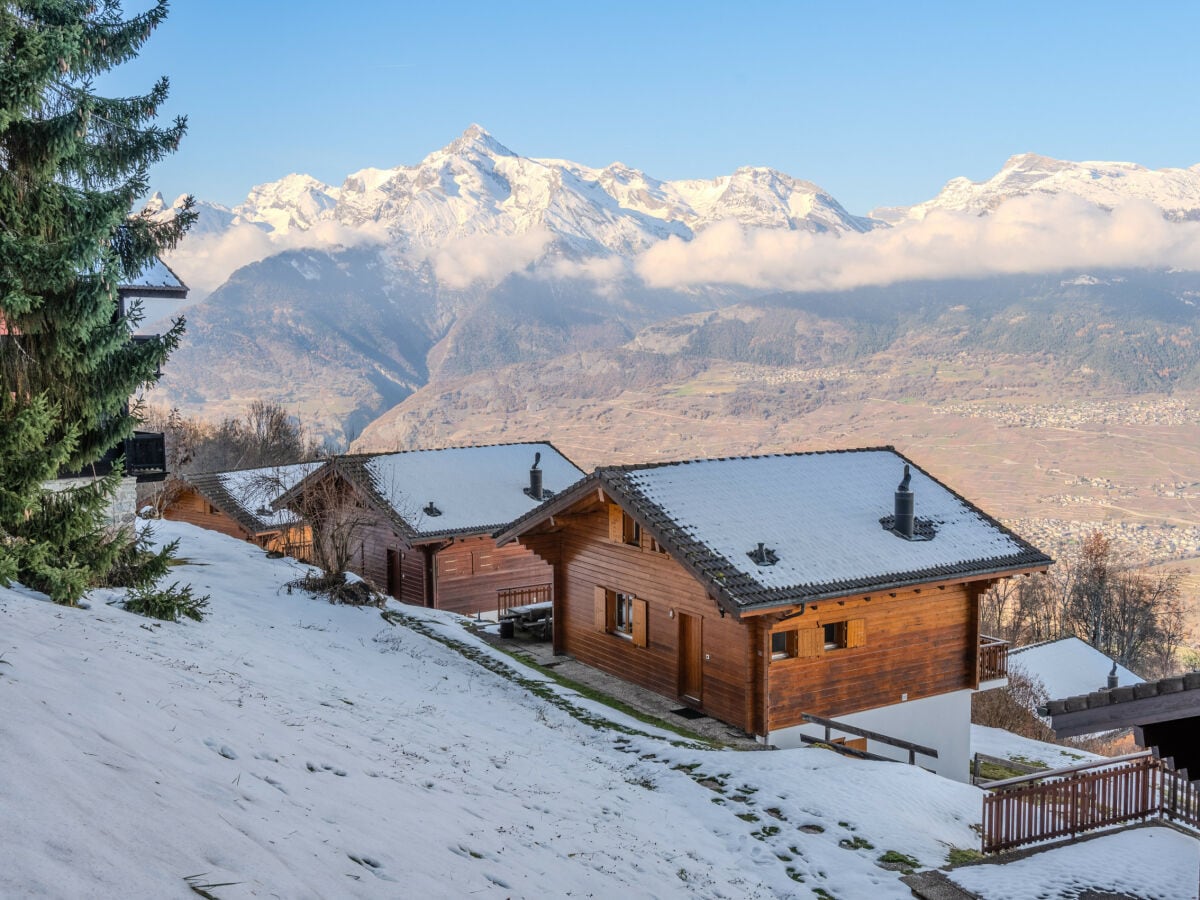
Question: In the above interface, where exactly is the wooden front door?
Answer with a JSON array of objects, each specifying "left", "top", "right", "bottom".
[
  {"left": 386, "top": 548, "right": 402, "bottom": 598},
  {"left": 678, "top": 613, "right": 703, "bottom": 703}
]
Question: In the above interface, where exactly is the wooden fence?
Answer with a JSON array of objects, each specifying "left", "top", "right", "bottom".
[
  {"left": 496, "top": 583, "right": 552, "bottom": 618},
  {"left": 982, "top": 751, "right": 1200, "bottom": 854}
]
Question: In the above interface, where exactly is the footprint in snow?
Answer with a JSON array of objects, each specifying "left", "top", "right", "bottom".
[
  {"left": 203, "top": 738, "right": 238, "bottom": 760},
  {"left": 306, "top": 761, "right": 347, "bottom": 776},
  {"left": 258, "top": 773, "right": 288, "bottom": 794},
  {"left": 348, "top": 854, "right": 396, "bottom": 882}
]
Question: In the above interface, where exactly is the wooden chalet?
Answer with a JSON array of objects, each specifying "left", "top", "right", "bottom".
[
  {"left": 164, "top": 462, "right": 322, "bottom": 557},
  {"left": 497, "top": 447, "right": 1052, "bottom": 781},
  {"left": 275, "top": 443, "right": 585, "bottom": 616}
]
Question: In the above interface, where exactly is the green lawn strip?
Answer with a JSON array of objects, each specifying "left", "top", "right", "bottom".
[{"left": 380, "top": 610, "right": 718, "bottom": 748}]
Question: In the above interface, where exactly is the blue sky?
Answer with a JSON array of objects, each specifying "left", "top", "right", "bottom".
[{"left": 101, "top": 1, "right": 1200, "bottom": 215}]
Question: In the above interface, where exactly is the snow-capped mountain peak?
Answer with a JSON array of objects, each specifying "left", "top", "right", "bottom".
[
  {"left": 884, "top": 153, "right": 1200, "bottom": 222},
  {"left": 178, "top": 126, "right": 881, "bottom": 261}
]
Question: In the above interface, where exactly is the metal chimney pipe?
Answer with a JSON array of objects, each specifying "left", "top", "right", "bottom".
[
  {"left": 894, "top": 464, "right": 914, "bottom": 539},
  {"left": 529, "top": 453, "right": 543, "bottom": 500}
]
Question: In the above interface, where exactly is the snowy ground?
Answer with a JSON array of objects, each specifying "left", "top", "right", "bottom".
[{"left": 1, "top": 520, "right": 1196, "bottom": 898}]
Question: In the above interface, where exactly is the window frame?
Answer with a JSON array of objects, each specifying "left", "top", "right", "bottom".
[{"left": 595, "top": 586, "right": 648, "bottom": 647}]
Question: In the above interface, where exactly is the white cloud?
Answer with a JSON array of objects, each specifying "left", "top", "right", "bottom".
[
  {"left": 164, "top": 220, "right": 389, "bottom": 299},
  {"left": 634, "top": 195, "right": 1200, "bottom": 292},
  {"left": 426, "top": 228, "right": 554, "bottom": 290}
]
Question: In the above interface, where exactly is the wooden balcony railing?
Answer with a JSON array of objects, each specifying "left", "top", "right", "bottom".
[
  {"left": 979, "top": 634, "right": 1009, "bottom": 683},
  {"left": 497, "top": 583, "right": 552, "bottom": 618}
]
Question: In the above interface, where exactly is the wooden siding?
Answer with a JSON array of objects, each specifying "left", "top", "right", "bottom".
[
  {"left": 521, "top": 503, "right": 758, "bottom": 734},
  {"left": 763, "top": 585, "right": 977, "bottom": 731},
  {"left": 351, "top": 512, "right": 550, "bottom": 616},
  {"left": 519, "top": 497, "right": 993, "bottom": 740},
  {"left": 164, "top": 487, "right": 252, "bottom": 542},
  {"left": 431, "top": 535, "right": 553, "bottom": 616}
]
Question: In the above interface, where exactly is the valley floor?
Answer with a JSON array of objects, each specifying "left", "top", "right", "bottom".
[{"left": 1, "top": 521, "right": 1196, "bottom": 898}]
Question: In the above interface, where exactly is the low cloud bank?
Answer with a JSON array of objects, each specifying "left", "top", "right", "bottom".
[
  {"left": 168, "top": 193, "right": 1200, "bottom": 300},
  {"left": 427, "top": 227, "right": 554, "bottom": 289},
  {"left": 164, "top": 220, "right": 389, "bottom": 298},
  {"left": 635, "top": 195, "right": 1200, "bottom": 292}
]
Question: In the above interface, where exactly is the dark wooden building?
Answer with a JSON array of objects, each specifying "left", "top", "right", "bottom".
[
  {"left": 497, "top": 447, "right": 1051, "bottom": 781},
  {"left": 1042, "top": 672, "right": 1200, "bottom": 781},
  {"left": 164, "top": 462, "right": 321, "bottom": 557},
  {"left": 276, "top": 442, "right": 584, "bottom": 616}
]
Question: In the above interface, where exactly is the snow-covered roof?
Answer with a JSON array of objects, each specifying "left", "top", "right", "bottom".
[
  {"left": 505, "top": 447, "right": 1051, "bottom": 613},
  {"left": 324, "top": 442, "right": 585, "bottom": 540},
  {"left": 1010, "top": 636, "right": 1143, "bottom": 701},
  {"left": 186, "top": 462, "right": 323, "bottom": 535},
  {"left": 118, "top": 257, "right": 187, "bottom": 294}
]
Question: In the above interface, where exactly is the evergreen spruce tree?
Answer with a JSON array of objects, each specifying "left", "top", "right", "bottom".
[{"left": 0, "top": 1, "right": 192, "bottom": 602}]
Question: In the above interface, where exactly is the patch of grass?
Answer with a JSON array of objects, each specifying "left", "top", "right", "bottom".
[
  {"left": 786, "top": 867, "right": 805, "bottom": 883},
  {"left": 626, "top": 775, "right": 657, "bottom": 791},
  {"left": 736, "top": 812, "right": 760, "bottom": 823},
  {"left": 447, "top": 616, "right": 719, "bottom": 747},
  {"left": 386, "top": 611, "right": 715, "bottom": 747},
  {"left": 813, "top": 888, "right": 836, "bottom": 899},
  {"left": 752, "top": 825, "right": 782, "bottom": 840},
  {"left": 876, "top": 850, "right": 919, "bottom": 873},
  {"left": 945, "top": 847, "right": 983, "bottom": 867},
  {"left": 798, "top": 824, "right": 824, "bottom": 834},
  {"left": 838, "top": 836, "right": 875, "bottom": 851}
]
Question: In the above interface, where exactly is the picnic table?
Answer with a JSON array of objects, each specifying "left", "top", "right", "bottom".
[{"left": 499, "top": 600, "right": 553, "bottom": 640}]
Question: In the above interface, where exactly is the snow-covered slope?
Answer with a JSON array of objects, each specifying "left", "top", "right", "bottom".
[
  {"left": 878, "top": 152, "right": 1200, "bottom": 223},
  {"left": 3, "top": 522, "right": 1197, "bottom": 897}
]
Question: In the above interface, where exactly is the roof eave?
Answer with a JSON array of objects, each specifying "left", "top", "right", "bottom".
[{"left": 732, "top": 559, "right": 1053, "bottom": 616}]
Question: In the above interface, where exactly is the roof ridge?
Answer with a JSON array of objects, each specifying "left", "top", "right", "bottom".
[
  {"left": 595, "top": 445, "right": 899, "bottom": 474},
  {"left": 335, "top": 439, "right": 576, "bottom": 463}
]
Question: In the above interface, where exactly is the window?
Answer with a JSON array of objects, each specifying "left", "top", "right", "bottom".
[
  {"left": 823, "top": 619, "right": 866, "bottom": 651},
  {"left": 824, "top": 621, "right": 846, "bottom": 650},
  {"left": 770, "top": 630, "right": 796, "bottom": 660},
  {"left": 594, "top": 586, "right": 648, "bottom": 647},
  {"left": 607, "top": 505, "right": 642, "bottom": 548},
  {"left": 613, "top": 592, "right": 635, "bottom": 637}
]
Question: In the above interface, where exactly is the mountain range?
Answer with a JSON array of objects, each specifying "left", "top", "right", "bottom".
[{"left": 145, "top": 127, "right": 1200, "bottom": 447}]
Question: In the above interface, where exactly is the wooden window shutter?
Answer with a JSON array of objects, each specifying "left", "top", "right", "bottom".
[
  {"left": 594, "top": 586, "right": 610, "bottom": 632},
  {"left": 797, "top": 628, "right": 822, "bottom": 658},
  {"left": 846, "top": 618, "right": 866, "bottom": 649},
  {"left": 632, "top": 598, "right": 649, "bottom": 648},
  {"left": 608, "top": 504, "right": 624, "bottom": 542}
]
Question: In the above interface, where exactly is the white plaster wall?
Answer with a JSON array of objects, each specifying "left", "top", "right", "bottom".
[{"left": 767, "top": 689, "right": 974, "bottom": 783}]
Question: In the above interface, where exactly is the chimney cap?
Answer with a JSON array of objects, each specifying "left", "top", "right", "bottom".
[{"left": 898, "top": 464, "right": 912, "bottom": 492}]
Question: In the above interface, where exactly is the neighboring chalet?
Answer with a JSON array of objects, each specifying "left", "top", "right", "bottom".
[
  {"left": 164, "top": 462, "right": 323, "bottom": 558},
  {"left": 1042, "top": 673, "right": 1200, "bottom": 782},
  {"left": 1009, "top": 636, "right": 1143, "bottom": 703},
  {"left": 497, "top": 447, "right": 1053, "bottom": 781},
  {"left": 276, "top": 443, "right": 585, "bottom": 616},
  {"left": 45, "top": 259, "right": 189, "bottom": 525}
]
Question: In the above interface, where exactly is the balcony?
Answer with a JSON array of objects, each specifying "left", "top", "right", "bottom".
[
  {"left": 124, "top": 431, "right": 167, "bottom": 479},
  {"left": 978, "top": 635, "right": 1010, "bottom": 689}
]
